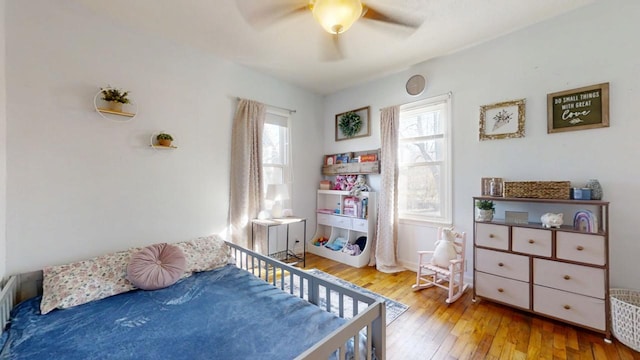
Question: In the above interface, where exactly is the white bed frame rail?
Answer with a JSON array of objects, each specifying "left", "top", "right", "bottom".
[
  {"left": 226, "top": 241, "right": 386, "bottom": 360},
  {"left": 1, "top": 276, "right": 19, "bottom": 334}
]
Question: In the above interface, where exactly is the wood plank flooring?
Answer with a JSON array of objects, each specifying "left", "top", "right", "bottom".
[{"left": 301, "top": 253, "right": 640, "bottom": 360}]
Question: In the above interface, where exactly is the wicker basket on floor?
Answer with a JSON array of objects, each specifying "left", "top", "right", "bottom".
[
  {"left": 503, "top": 181, "right": 571, "bottom": 199},
  {"left": 610, "top": 288, "right": 640, "bottom": 352}
]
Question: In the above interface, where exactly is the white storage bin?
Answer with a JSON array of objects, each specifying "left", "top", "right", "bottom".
[{"left": 610, "top": 288, "right": 640, "bottom": 352}]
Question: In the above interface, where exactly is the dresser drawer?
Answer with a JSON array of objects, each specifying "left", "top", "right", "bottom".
[
  {"left": 351, "top": 218, "right": 368, "bottom": 232},
  {"left": 475, "top": 223, "right": 509, "bottom": 250},
  {"left": 476, "top": 248, "right": 529, "bottom": 282},
  {"left": 331, "top": 216, "right": 352, "bottom": 229},
  {"left": 533, "top": 258, "right": 604, "bottom": 299},
  {"left": 534, "top": 285, "right": 606, "bottom": 331},
  {"left": 317, "top": 213, "right": 334, "bottom": 226},
  {"left": 512, "top": 227, "right": 552, "bottom": 257},
  {"left": 556, "top": 232, "right": 606, "bottom": 266},
  {"left": 475, "top": 271, "right": 530, "bottom": 310}
]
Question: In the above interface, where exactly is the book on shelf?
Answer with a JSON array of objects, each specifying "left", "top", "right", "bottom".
[{"left": 360, "top": 154, "right": 377, "bottom": 162}]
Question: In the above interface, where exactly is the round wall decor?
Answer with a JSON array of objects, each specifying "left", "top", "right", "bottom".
[
  {"left": 338, "top": 111, "right": 362, "bottom": 138},
  {"left": 406, "top": 74, "right": 426, "bottom": 96}
]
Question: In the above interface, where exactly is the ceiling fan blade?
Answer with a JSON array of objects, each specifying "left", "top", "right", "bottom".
[
  {"left": 321, "top": 33, "right": 344, "bottom": 62},
  {"left": 236, "top": 0, "right": 309, "bottom": 29},
  {"left": 361, "top": 5, "right": 422, "bottom": 29}
]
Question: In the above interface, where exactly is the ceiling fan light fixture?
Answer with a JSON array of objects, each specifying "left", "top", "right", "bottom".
[{"left": 310, "top": 0, "right": 363, "bottom": 34}]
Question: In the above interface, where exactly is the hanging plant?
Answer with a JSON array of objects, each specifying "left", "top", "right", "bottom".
[
  {"left": 339, "top": 111, "right": 362, "bottom": 138},
  {"left": 100, "top": 85, "right": 131, "bottom": 104}
]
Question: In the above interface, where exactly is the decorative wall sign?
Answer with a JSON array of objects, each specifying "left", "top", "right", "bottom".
[
  {"left": 335, "top": 106, "right": 370, "bottom": 141},
  {"left": 479, "top": 99, "right": 526, "bottom": 141},
  {"left": 547, "top": 82, "right": 609, "bottom": 134}
]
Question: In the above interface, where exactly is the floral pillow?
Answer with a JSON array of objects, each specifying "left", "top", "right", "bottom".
[
  {"left": 40, "top": 248, "right": 140, "bottom": 315},
  {"left": 175, "top": 234, "right": 232, "bottom": 273},
  {"left": 39, "top": 235, "right": 231, "bottom": 314}
]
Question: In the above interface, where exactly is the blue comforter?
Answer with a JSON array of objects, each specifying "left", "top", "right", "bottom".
[{"left": 0, "top": 265, "right": 348, "bottom": 359}]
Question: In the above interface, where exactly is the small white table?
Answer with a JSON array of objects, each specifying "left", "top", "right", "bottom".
[{"left": 251, "top": 217, "right": 306, "bottom": 267}]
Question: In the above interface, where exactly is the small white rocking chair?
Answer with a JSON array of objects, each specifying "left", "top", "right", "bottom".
[{"left": 412, "top": 228, "right": 469, "bottom": 304}]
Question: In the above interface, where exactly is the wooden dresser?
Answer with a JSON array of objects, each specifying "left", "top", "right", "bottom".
[{"left": 472, "top": 196, "right": 611, "bottom": 341}]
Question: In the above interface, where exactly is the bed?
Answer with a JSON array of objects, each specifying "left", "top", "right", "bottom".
[{"left": 0, "top": 239, "right": 386, "bottom": 359}]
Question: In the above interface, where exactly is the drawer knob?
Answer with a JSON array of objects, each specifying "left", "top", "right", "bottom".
[
  {"left": 489, "top": 234, "right": 495, "bottom": 238},
  {"left": 576, "top": 246, "right": 585, "bottom": 251},
  {"left": 498, "top": 262, "right": 504, "bottom": 267},
  {"left": 528, "top": 239, "right": 535, "bottom": 244},
  {"left": 564, "top": 275, "right": 571, "bottom": 280},
  {"left": 564, "top": 305, "right": 571, "bottom": 310},
  {"left": 497, "top": 288, "right": 504, "bottom": 293}
]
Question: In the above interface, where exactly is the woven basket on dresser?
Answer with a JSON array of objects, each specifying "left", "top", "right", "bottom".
[
  {"left": 610, "top": 288, "right": 640, "bottom": 352},
  {"left": 503, "top": 181, "right": 571, "bottom": 199}
]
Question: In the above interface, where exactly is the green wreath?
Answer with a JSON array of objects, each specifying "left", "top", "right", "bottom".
[{"left": 339, "top": 112, "right": 362, "bottom": 138}]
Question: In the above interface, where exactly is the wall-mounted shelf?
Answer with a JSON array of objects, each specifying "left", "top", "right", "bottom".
[
  {"left": 322, "top": 149, "right": 380, "bottom": 175},
  {"left": 322, "top": 162, "right": 379, "bottom": 175},
  {"left": 149, "top": 132, "right": 177, "bottom": 150},
  {"left": 96, "top": 108, "right": 136, "bottom": 117},
  {"left": 93, "top": 88, "right": 137, "bottom": 122}
]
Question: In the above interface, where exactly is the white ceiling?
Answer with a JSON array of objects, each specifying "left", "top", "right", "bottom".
[{"left": 74, "top": 0, "right": 595, "bottom": 95}]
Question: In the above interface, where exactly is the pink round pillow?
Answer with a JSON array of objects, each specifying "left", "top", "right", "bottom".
[{"left": 127, "top": 243, "right": 186, "bottom": 290}]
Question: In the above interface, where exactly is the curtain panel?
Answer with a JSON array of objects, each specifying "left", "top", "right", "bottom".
[
  {"left": 229, "top": 99, "right": 266, "bottom": 248},
  {"left": 372, "top": 106, "right": 403, "bottom": 273}
]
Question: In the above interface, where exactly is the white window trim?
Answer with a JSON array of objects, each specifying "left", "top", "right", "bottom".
[
  {"left": 398, "top": 92, "right": 452, "bottom": 224},
  {"left": 263, "top": 107, "right": 293, "bottom": 208}
]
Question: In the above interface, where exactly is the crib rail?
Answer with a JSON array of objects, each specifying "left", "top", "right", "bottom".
[
  {"left": 1, "top": 276, "right": 18, "bottom": 333},
  {"left": 226, "top": 241, "right": 386, "bottom": 360}
]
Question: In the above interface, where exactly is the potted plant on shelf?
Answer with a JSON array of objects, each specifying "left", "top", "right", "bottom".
[
  {"left": 475, "top": 200, "right": 495, "bottom": 222},
  {"left": 100, "top": 86, "right": 131, "bottom": 112},
  {"left": 156, "top": 133, "right": 174, "bottom": 147}
]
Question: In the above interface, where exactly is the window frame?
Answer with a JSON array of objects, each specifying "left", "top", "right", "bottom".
[
  {"left": 262, "top": 108, "right": 292, "bottom": 209},
  {"left": 397, "top": 93, "right": 452, "bottom": 225}
]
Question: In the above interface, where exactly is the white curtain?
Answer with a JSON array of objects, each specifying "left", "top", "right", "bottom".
[
  {"left": 229, "top": 99, "right": 266, "bottom": 248},
  {"left": 371, "top": 106, "right": 403, "bottom": 273}
]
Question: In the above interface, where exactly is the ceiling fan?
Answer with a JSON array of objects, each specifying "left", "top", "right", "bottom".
[{"left": 237, "top": 0, "right": 423, "bottom": 60}]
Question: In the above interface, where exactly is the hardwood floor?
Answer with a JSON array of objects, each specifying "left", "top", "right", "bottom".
[{"left": 301, "top": 253, "right": 640, "bottom": 360}]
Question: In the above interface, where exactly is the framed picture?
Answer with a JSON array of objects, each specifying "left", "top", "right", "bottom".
[
  {"left": 479, "top": 99, "right": 526, "bottom": 141},
  {"left": 547, "top": 83, "right": 609, "bottom": 134},
  {"left": 335, "top": 106, "right": 370, "bottom": 141}
]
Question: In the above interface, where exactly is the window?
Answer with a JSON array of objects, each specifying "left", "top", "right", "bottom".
[
  {"left": 262, "top": 108, "right": 291, "bottom": 208},
  {"left": 398, "top": 94, "right": 452, "bottom": 224}
]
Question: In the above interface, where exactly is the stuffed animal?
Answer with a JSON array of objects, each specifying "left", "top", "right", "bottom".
[
  {"left": 333, "top": 175, "right": 346, "bottom": 190},
  {"left": 344, "top": 174, "right": 357, "bottom": 192},
  {"left": 349, "top": 174, "right": 370, "bottom": 196},
  {"left": 541, "top": 213, "right": 564, "bottom": 228},
  {"left": 431, "top": 227, "right": 459, "bottom": 268}
]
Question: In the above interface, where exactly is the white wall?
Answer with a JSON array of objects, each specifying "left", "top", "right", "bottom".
[
  {"left": 4, "top": 0, "right": 323, "bottom": 274},
  {"left": 0, "top": 0, "right": 7, "bottom": 280},
  {"left": 323, "top": 0, "right": 640, "bottom": 289}
]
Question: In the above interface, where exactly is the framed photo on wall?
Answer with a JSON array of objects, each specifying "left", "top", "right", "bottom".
[
  {"left": 335, "top": 106, "right": 370, "bottom": 141},
  {"left": 547, "top": 82, "right": 609, "bottom": 134},
  {"left": 479, "top": 99, "right": 526, "bottom": 141}
]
